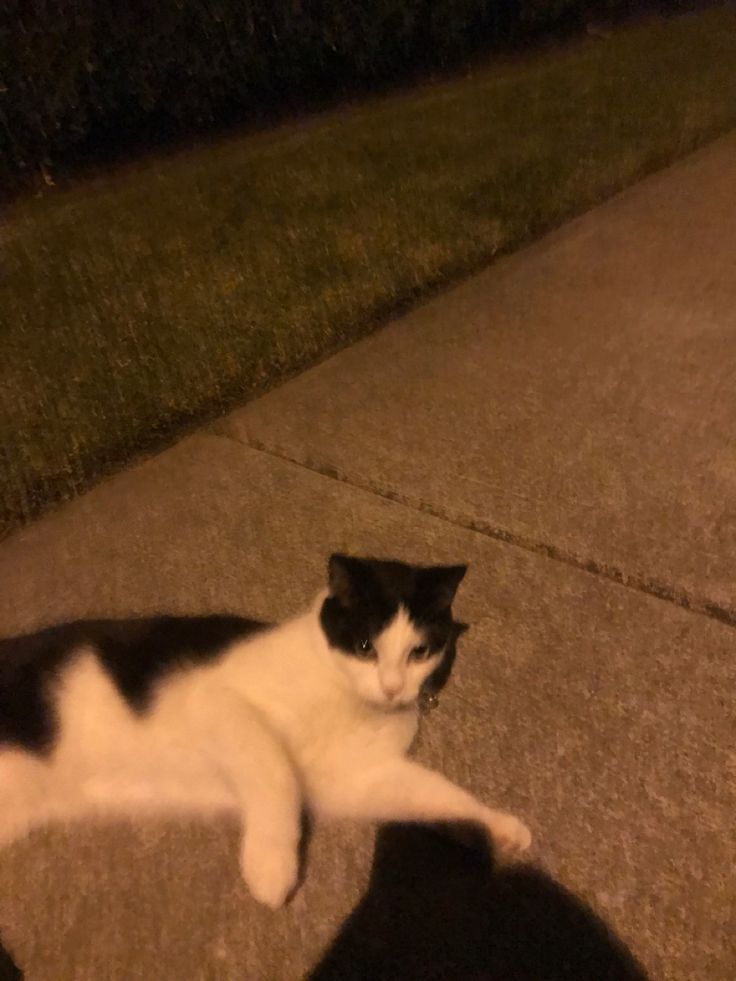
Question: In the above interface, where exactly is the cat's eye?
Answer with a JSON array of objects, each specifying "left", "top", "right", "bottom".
[
  {"left": 355, "top": 638, "right": 376, "bottom": 659},
  {"left": 409, "top": 644, "right": 431, "bottom": 661}
]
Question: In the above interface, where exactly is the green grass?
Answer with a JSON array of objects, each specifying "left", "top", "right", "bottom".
[{"left": 3, "top": 6, "right": 736, "bottom": 537}]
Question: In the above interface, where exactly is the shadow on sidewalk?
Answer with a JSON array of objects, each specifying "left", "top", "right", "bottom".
[
  {"left": 309, "top": 822, "right": 648, "bottom": 981},
  {"left": 0, "top": 940, "right": 21, "bottom": 981}
]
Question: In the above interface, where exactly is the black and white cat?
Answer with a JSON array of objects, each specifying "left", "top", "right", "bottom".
[{"left": 0, "top": 554, "right": 531, "bottom": 908}]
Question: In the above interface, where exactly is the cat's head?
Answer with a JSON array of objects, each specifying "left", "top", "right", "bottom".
[{"left": 319, "top": 554, "right": 468, "bottom": 709}]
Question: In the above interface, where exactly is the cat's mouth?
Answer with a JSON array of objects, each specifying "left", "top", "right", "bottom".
[{"left": 371, "top": 694, "right": 417, "bottom": 711}]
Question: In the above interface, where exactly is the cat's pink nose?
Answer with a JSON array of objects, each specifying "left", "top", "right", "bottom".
[{"left": 381, "top": 680, "right": 402, "bottom": 700}]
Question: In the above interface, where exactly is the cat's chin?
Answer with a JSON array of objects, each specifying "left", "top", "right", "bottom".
[{"left": 362, "top": 694, "right": 418, "bottom": 712}]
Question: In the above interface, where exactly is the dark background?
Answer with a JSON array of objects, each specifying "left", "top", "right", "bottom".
[{"left": 0, "top": 1, "right": 696, "bottom": 192}]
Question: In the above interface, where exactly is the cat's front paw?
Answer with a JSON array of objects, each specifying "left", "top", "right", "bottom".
[
  {"left": 484, "top": 809, "right": 532, "bottom": 855},
  {"left": 240, "top": 837, "right": 299, "bottom": 910}
]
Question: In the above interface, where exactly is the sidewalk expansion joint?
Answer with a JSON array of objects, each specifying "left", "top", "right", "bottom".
[{"left": 210, "top": 430, "right": 736, "bottom": 631}]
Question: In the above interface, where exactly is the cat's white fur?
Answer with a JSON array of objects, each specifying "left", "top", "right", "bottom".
[{"left": 0, "top": 592, "right": 531, "bottom": 909}]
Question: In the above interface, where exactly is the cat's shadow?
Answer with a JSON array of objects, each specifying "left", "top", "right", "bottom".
[{"left": 308, "top": 822, "right": 649, "bottom": 981}]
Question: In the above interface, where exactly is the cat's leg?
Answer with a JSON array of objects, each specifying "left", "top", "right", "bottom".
[
  {"left": 197, "top": 691, "right": 303, "bottom": 909},
  {"left": 314, "top": 759, "right": 531, "bottom": 854}
]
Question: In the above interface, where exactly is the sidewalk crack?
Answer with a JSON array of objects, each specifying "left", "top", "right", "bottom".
[{"left": 209, "top": 429, "right": 736, "bottom": 631}]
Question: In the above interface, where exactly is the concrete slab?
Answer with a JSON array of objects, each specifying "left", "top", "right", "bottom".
[
  {"left": 226, "top": 134, "right": 736, "bottom": 617},
  {"left": 0, "top": 435, "right": 733, "bottom": 980}
]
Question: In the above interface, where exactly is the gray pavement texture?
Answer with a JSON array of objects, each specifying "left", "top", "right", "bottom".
[
  {"left": 1, "top": 135, "right": 735, "bottom": 981},
  {"left": 229, "top": 132, "right": 736, "bottom": 621}
]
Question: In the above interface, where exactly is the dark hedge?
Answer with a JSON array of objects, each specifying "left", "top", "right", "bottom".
[{"left": 0, "top": 1, "right": 659, "bottom": 187}]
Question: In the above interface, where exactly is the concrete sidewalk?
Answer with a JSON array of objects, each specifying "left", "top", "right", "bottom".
[{"left": 1, "top": 135, "right": 735, "bottom": 981}]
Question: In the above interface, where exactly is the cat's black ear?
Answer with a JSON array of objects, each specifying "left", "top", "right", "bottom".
[
  {"left": 328, "top": 553, "right": 365, "bottom": 607},
  {"left": 419, "top": 564, "right": 467, "bottom": 613}
]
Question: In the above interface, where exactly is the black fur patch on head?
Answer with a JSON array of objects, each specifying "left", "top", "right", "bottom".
[
  {"left": 422, "top": 620, "right": 469, "bottom": 698},
  {"left": 0, "top": 615, "right": 265, "bottom": 756},
  {"left": 320, "top": 555, "right": 467, "bottom": 691}
]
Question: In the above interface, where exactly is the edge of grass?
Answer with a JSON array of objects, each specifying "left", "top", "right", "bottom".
[{"left": 2, "top": 5, "right": 736, "bottom": 538}]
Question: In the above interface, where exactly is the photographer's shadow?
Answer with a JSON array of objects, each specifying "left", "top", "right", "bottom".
[
  {"left": 310, "top": 822, "right": 648, "bottom": 981},
  {"left": 0, "top": 940, "right": 21, "bottom": 981}
]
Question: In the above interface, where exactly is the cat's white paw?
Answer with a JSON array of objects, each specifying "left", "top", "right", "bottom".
[
  {"left": 240, "top": 838, "right": 299, "bottom": 910},
  {"left": 484, "top": 810, "right": 532, "bottom": 855}
]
